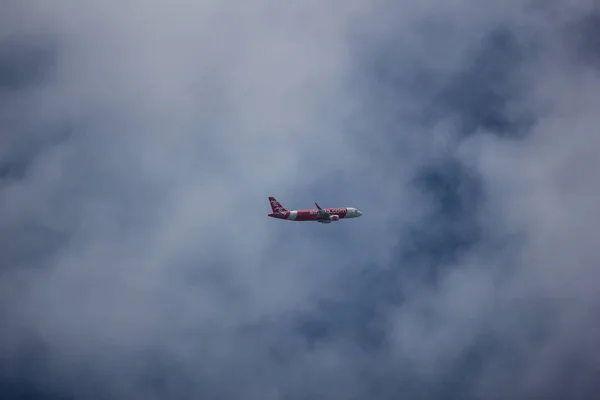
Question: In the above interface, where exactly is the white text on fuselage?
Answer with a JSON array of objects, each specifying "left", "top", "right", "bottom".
[{"left": 309, "top": 208, "right": 344, "bottom": 215}]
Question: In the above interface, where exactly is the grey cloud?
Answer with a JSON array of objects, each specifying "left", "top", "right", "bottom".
[{"left": 1, "top": 1, "right": 600, "bottom": 399}]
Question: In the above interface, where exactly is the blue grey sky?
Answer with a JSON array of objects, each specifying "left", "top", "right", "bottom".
[{"left": 1, "top": 1, "right": 600, "bottom": 399}]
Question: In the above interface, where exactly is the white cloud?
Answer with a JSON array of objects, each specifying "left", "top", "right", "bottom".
[{"left": 1, "top": 0, "right": 600, "bottom": 398}]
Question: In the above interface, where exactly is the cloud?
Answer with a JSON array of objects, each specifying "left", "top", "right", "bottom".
[{"left": 1, "top": 0, "right": 600, "bottom": 399}]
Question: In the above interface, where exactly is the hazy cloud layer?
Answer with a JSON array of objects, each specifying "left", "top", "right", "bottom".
[{"left": 1, "top": 1, "right": 600, "bottom": 399}]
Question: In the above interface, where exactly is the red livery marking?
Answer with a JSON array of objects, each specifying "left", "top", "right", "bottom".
[{"left": 267, "top": 197, "right": 359, "bottom": 223}]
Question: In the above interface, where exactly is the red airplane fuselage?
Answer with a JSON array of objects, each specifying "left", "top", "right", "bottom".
[{"left": 267, "top": 197, "right": 362, "bottom": 224}]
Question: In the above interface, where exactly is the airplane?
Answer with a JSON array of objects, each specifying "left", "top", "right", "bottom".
[{"left": 267, "top": 196, "right": 363, "bottom": 224}]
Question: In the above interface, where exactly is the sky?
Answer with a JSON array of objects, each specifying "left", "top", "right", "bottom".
[{"left": 1, "top": 0, "right": 600, "bottom": 399}]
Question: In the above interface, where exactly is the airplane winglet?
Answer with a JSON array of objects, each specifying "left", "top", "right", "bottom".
[{"left": 315, "top": 202, "right": 323, "bottom": 210}]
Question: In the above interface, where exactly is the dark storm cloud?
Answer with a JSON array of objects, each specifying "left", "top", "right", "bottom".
[
  {"left": 298, "top": 2, "right": 600, "bottom": 399},
  {"left": 0, "top": 36, "right": 56, "bottom": 90},
  {"left": 431, "top": 27, "right": 535, "bottom": 137},
  {"left": 1, "top": 1, "right": 600, "bottom": 399}
]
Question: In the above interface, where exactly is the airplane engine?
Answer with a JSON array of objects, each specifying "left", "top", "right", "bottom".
[{"left": 330, "top": 215, "right": 340, "bottom": 221}]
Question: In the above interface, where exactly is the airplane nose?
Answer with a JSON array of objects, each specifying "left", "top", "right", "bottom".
[{"left": 357, "top": 210, "right": 363, "bottom": 216}]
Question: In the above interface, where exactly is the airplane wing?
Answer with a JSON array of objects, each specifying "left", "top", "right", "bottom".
[{"left": 314, "top": 202, "right": 330, "bottom": 220}]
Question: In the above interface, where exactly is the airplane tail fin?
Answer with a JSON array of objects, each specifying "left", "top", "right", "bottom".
[{"left": 269, "top": 197, "right": 287, "bottom": 213}]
